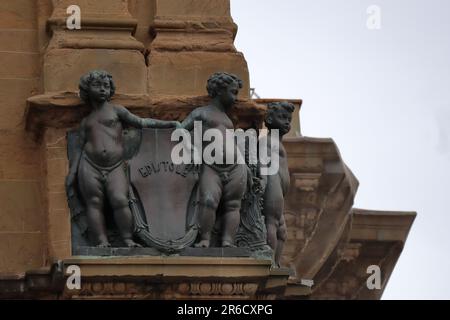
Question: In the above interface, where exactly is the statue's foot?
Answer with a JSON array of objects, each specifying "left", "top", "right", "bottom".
[
  {"left": 194, "top": 239, "right": 210, "bottom": 248},
  {"left": 96, "top": 242, "right": 111, "bottom": 248},
  {"left": 221, "top": 240, "right": 236, "bottom": 248},
  {"left": 124, "top": 239, "right": 142, "bottom": 248}
]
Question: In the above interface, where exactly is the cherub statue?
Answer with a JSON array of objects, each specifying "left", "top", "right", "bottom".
[
  {"left": 180, "top": 72, "right": 247, "bottom": 248},
  {"left": 261, "top": 101, "right": 294, "bottom": 266},
  {"left": 66, "top": 70, "right": 179, "bottom": 248}
]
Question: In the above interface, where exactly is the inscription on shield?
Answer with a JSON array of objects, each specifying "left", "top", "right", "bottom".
[{"left": 129, "top": 129, "right": 198, "bottom": 243}]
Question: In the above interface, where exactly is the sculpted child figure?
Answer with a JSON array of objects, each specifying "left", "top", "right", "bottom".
[
  {"left": 180, "top": 72, "right": 247, "bottom": 248},
  {"left": 261, "top": 102, "right": 294, "bottom": 266},
  {"left": 66, "top": 70, "right": 179, "bottom": 248}
]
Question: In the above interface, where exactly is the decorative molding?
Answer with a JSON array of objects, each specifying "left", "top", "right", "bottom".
[
  {"left": 338, "top": 243, "right": 362, "bottom": 262},
  {"left": 148, "top": 18, "right": 238, "bottom": 52},
  {"left": 59, "top": 38, "right": 144, "bottom": 51},
  {"left": 293, "top": 173, "right": 321, "bottom": 192},
  {"left": 63, "top": 280, "right": 262, "bottom": 299},
  {"left": 47, "top": 17, "right": 138, "bottom": 33},
  {"left": 151, "top": 18, "right": 237, "bottom": 34},
  {"left": 281, "top": 138, "right": 358, "bottom": 285},
  {"left": 0, "top": 258, "right": 290, "bottom": 300}
]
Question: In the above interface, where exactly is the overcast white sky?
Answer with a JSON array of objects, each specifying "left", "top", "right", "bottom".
[{"left": 231, "top": 0, "right": 450, "bottom": 300}]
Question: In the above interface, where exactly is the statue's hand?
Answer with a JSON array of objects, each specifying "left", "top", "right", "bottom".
[{"left": 174, "top": 121, "right": 183, "bottom": 129}]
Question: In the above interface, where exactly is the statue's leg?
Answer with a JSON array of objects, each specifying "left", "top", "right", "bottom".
[
  {"left": 220, "top": 165, "right": 247, "bottom": 247},
  {"left": 262, "top": 175, "right": 284, "bottom": 255},
  {"left": 195, "top": 165, "right": 222, "bottom": 248},
  {"left": 106, "top": 164, "right": 141, "bottom": 248},
  {"left": 77, "top": 157, "right": 109, "bottom": 247},
  {"left": 275, "top": 214, "right": 288, "bottom": 267}
]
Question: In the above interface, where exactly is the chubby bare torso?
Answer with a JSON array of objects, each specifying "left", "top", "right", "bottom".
[
  {"left": 83, "top": 104, "right": 125, "bottom": 167},
  {"left": 181, "top": 103, "right": 247, "bottom": 247},
  {"left": 261, "top": 135, "right": 290, "bottom": 222},
  {"left": 189, "top": 105, "right": 238, "bottom": 166},
  {"left": 261, "top": 135, "right": 290, "bottom": 191}
]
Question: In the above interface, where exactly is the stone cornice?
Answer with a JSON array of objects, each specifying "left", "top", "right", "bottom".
[
  {"left": 47, "top": 17, "right": 139, "bottom": 33},
  {"left": 0, "top": 257, "right": 291, "bottom": 299},
  {"left": 351, "top": 208, "right": 416, "bottom": 243}
]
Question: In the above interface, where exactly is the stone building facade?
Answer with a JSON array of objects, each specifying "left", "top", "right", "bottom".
[{"left": 0, "top": 0, "right": 414, "bottom": 299}]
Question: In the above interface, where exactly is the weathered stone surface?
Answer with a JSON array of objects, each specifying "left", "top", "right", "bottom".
[
  {"left": 0, "top": 233, "right": 44, "bottom": 273},
  {"left": 43, "top": 0, "right": 146, "bottom": 101},
  {"left": 154, "top": 0, "right": 231, "bottom": 18},
  {"left": 47, "top": 210, "right": 71, "bottom": 243},
  {"left": 148, "top": 51, "right": 250, "bottom": 98},
  {"left": 0, "top": 52, "right": 40, "bottom": 79},
  {"left": 0, "top": 181, "right": 44, "bottom": 233},
  {"left": 284, "top": 209, "right": 415, "bottom": 299},
  {"left": 0, "top": 0, "right": 37, "bottom": 29},
  {"left": 281, "top": 137, "right": 359, "bottom": 284},
  {"left": 128, "top": 0, "right": 156, "bottom": 48},
  {"left": 42, "top": 128, "right": 72, "bottom": 261},
  {"left": 43, "top": 49, "right": 147, "bottom": 94},
  {"left": 0, "top": 0, "right": 44, "bottom": 276},
  {"left": 0, "top": 79, "right": 39, "bottom": 130},
  {"left": 350, "top": 209, "right": 416, "bottom": 242},
  {"left": 151, "top": 31, "right": 236, "bottom": 52},
  {"left": 147, "top": 0, "right": 247, "bottom": 101},
  {"left": 0, "top": 131, "right": 42, "bottom": 181},
  {"left": 36, "top": 0, "right": 52, "bottom": 52},
  {"left": 49, "top": 241, "right": 71, "bottom": 261},
  {"left": 0, "top": 30, "right": 38, "bottom": 52},
  {"left": 49, "top": 0, "right": 132, "bottom": 20}
]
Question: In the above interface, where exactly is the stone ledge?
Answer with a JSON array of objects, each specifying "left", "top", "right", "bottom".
[
  {"left": 25, "top": 92, "right": 267, "bottom": 139},
  {"left": 284, "top": 282, "right": 313, "bottom": 299},
  {"left": 73, "top": 246, "right": 252, "bottom": 258},
  {"left": 47, "top": 17, "right": 138, "bottom": 33},
  {"left": 0, "top": 257, "right": 292, "bottom": 299},
  {"left": 351, "top": 208, "right": 416, "bottom": 242},
  {"left": 61, "top": 257, "right": 289, "bottom": 299}
]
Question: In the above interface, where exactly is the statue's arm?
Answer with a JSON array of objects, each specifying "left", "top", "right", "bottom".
[
  {"left": 180, "top": 110, "right": 200, "bottom": 131},
  {"left": 116, "top": 105, "right": 179, "bottom": 129}
]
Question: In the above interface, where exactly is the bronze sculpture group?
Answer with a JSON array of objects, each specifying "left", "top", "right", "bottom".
[{"left": 66, "top": 70, "right": 294, "bottom": 267}]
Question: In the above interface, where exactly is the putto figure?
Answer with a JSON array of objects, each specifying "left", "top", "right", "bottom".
[
  {"left": 261, "top": 101, "right": 294, "bottom": 266},
  {"left": 66, "top": 70, "right": 179, "bottom": 248},
  {"left": 180, "top": 72, "right": 247, "bottom": 248}
]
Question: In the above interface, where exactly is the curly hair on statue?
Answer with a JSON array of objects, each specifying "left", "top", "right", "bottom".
[
  {"left": 266, "top": 101, "right": 295, "bottom": 117},
  {"left": 79, "top": 70, "right": 116, "bottom": 103},
  {"left": 206, "top": 72, "right": 243, "bottom": 98}
]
